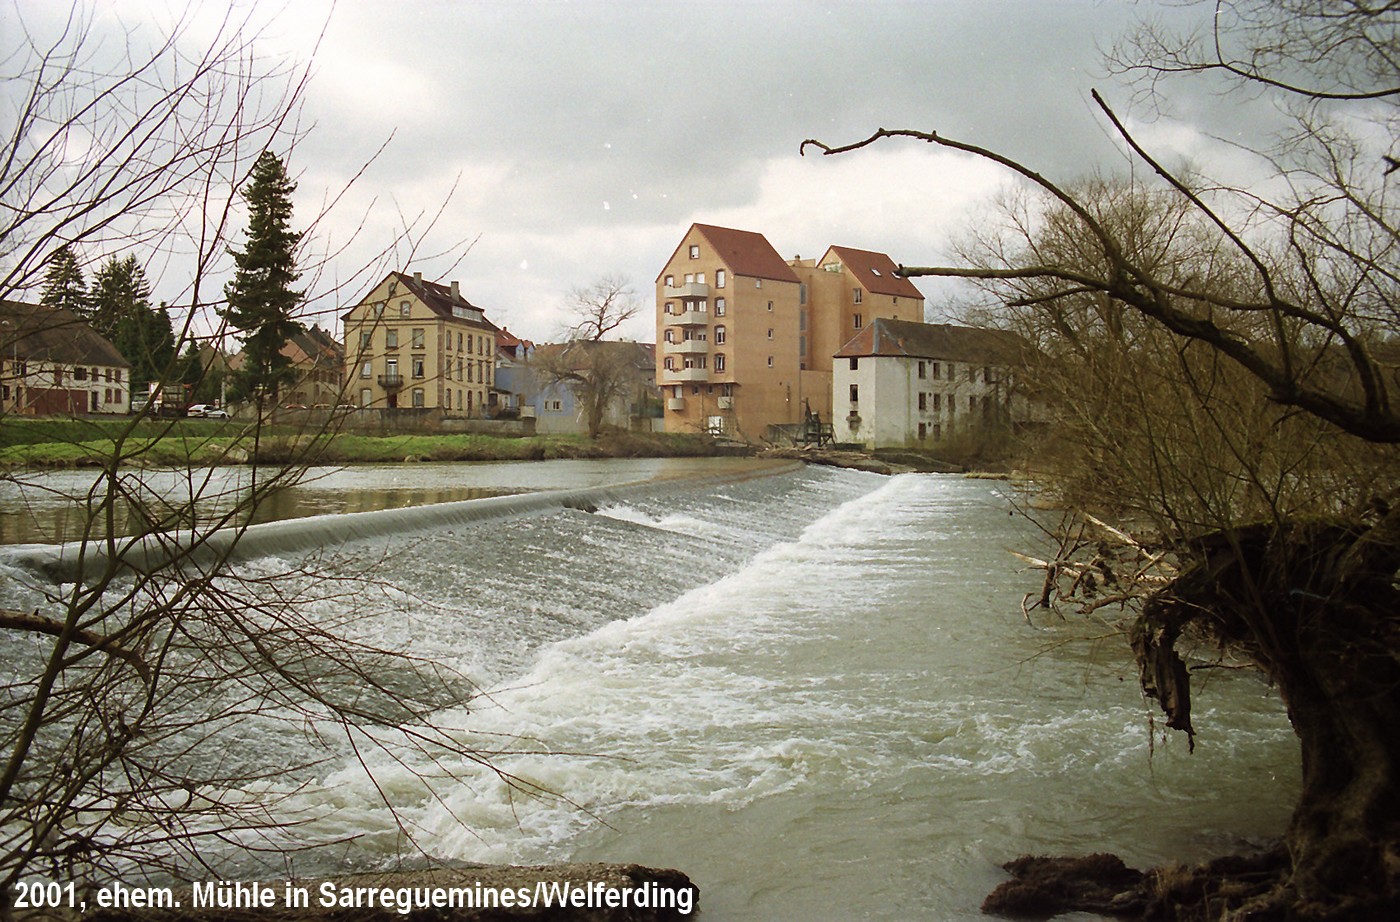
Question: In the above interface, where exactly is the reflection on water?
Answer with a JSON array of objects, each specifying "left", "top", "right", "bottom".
[{"left": 0, "top": 458, "right": 781, "bottom": 546}]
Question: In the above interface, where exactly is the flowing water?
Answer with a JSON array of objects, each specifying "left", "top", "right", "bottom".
[{"left": 0, "top": 461, "right": 1299, "bottom": 919}]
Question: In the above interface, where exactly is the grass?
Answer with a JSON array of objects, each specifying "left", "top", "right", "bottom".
[{"left": 0, "top": 416, "right": 726, "bottom": 468}]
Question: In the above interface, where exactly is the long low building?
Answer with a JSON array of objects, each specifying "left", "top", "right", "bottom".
[
  {"left": 1, "top": 300, "right": 131, "bottom": 415},
  {"left": 832, "top": 317, "right": 1036, "bottom": 449}
]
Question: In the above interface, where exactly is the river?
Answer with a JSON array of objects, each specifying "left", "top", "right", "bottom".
[{"left": 0, "top": 460, "right": 1299, "bottom": 919}]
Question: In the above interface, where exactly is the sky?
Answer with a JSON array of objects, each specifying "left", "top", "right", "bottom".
[{"left": 10, "top": 0, "right": 1283, "bottom": 344}]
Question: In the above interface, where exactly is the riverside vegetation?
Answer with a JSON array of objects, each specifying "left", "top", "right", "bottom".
[{"left": 0, "top": 417, "right": 726, "bottom": 468}]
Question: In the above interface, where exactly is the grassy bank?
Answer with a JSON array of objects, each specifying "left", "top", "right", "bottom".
[{"left": 0, "top": 416, "right": 731, "bottom": 468}]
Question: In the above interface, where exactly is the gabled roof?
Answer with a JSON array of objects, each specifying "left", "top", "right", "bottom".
[
  {"left": 835, "top": 317, "right": 1030, "bottom": 364},
  {"left": 822, "top": 245, "right": 924, "bottom": 300},
  {"left": 392, "top": 272, "right": 499, "bottom": 331},
  {"left": 344, "top": 272, "right": 499, "bottom": 332},
  {"left": 0, "top": 300, "right": 129, "bottom": 367},
  {"left": 659, "top": 224, "right": 800, "bottom": 284}
]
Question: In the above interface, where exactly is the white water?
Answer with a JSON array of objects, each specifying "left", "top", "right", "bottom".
[{"left": 0, "top": 464, "right": 1299, "bottom": 918}]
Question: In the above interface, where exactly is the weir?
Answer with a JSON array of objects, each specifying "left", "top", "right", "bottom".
[{"left": 1, "top": 459, "right": 801, "bottom": 584}]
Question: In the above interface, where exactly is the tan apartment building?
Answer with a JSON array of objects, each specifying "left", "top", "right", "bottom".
[
  {"left": 342, "top": 271, "right": 498, "bottom": 414},
  {"left": 655, "top": 224, "right": 922, "bottom": 440}
]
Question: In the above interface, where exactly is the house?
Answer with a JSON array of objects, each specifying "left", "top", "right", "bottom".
[
  {"left": 0, "top": 300, "right": 131, "bottom": 415},
  {"left": 489, "top": 327, "right": 536, "bottom": 418},
  {"left": 655, "top": 224, "right": 922, "bottom": 442},
  {"left": 281, "top": 324, "right": 344, "bottom": 407},
  {"left": 528, "top": 340, "right": 660, "bottom": 434},
  {"left": 831, "top": 318, "right": 1035, "bottom": 449},
  {"left": 342, "top": 271, "right": 499, "bottom": 414}
]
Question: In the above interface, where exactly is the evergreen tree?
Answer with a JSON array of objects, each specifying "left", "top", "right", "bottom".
[
  {"left": 38, "top": 245, "right": 89, "bottom": 319},
  {"left": 112, "top": 299, "right": 176, "bottom": 389},
  {"left": 90, "top": 255, "right": 150, "bottom": 339},
  {"left": 223, "top": 151, "right": 303, "bottom": 402}
]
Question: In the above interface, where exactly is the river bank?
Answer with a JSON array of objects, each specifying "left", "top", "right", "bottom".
[{"left": 0, "top": 417, "right": 730, "bottom": 468}]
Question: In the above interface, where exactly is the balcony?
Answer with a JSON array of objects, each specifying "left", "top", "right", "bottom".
[
  {"left": 666, "top": 309, "right": 709, "bottom": 326},
  {"left": 664, "top": 282, "right": 710, "bottom": 299},
  {"left": 663, "top": 367, "right": 709, "bottom": 383},
  {"left": 378, "top": 373, "right": 404, "bottom": 389},
  {"left": 666, "top": 397, "right": 685, "bottom": 411},
  {"left": 664, "top": 339, "right": 709, "bottom": 354}
]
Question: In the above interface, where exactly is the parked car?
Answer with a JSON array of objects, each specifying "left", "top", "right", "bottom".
[{"left": 187, "top": 404, "right": 230, "bottom": 419}]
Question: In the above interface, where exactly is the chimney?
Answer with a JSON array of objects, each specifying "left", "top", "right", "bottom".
[
  {"left": 413, "top": 271, "right": 422, "bottom": 285},
  {"left": 451, "top": 280, "right": 460, "bottom": 301}
]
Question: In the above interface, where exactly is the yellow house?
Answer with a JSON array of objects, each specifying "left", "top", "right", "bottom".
[
  {"left": 655, "top": 224, "right": 923, "bottom": 441},
  {"left": 342, "top": 271, "right": 498, "bottom": 415}
]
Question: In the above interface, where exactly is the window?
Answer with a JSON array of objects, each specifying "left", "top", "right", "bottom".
[
  {"left": 919, "top": 393, "right": 927, "bottom": 411},
  {"left": 457, "top": 357, "right": 464, "bottom": 381},
  {"left": 467, "top": 361, "right": 474, "bottom": 383},
  {"left": 689, "top": 245, "right": 699, "bottom": 258},
  {"left": 54, "top": 368, "right": 62, "bottom": 385},
  {"left": 373, "top": 301, "right": 385, "bottom": 317},
  {"left": 848, "top": 357, "right": 858, "bottom": 371},
  {"left": 799, "top": 283, "right": 807, "bottom": 304},
  {"left": 767, "top": 328, "right": 774, "bottom": 340},
  {"left": 360, "top": 362, "right": 371, "bottom": 379},
  {"left": 755, "top": 278, "right": 762, "bottom": 288},
  {"left": 849, "top": 384, "right": 859, "bottom": 404},
  {"left": 714, "top": 325, "right": 726, "bottom": 345},
  {"left": 946, "top": 362, "right": 956, "bottom": 380},
  {"left": 697, "top": 272, "right": 705, "bottom": 284},
  {"left": 385, "top": 329, "right": 399, "bottom": 349},
  {"left": 360, "top": 388, "right": 371, "bottom": 407},
  {"left": 665, "top": 274, "right": 675, "bottom": 286},
  {"left": 385, "top": 358, "right": 399, "bottom": 380},
  {"left": 664, "top": 301, "right": 675, "bottom": 315},
  {"left": 968, "top": 366, "right": 976, "bottom": 383},
  {"left": 664, "top": 329, "right": 676, "bottom": 344},
  {"left": 918, "top": 361, "right": 927, "bottom": 379},
  {"left": 715, "top": 298, "right": 726, "bottom": 316},
  {"left": 853, "top": 313, "right": 863, "bottom": 329},
  {"left": 400, "top": 301, "right": 411, "bottom": 317},
  {"left": 716, "top": 269, "right": 726, "bottom": 288},
  {"left": 113, "top": 368, "right": 119, "bottom": 383},
  {"left": 918, "top": 422, "right": 927, "bottom": 440},
  {"left": 800, "top": 335, "right": 806, "bottom": 356},
  {"left": 931, "top": 362, "right": 940, "bottom": 379},
  {"left": 360, "top": 332, "right": 372, "bottom": 350},
  {"left": 75, "top": 366, "right": 87, "bottom": 381},
  {"left": 664, "top": 357, "right": 676, "bottom": 371},
  {"left": 458, "top": 332, "right": 464, "bottom": 351},
  {"left": 411, "top": 328, "right": 424, "bottom": 349},
  {"left": 411, "top": 388, "right": 425, "bottom": 408},
  {"left": 933, "top": 423, "right": 942, "bottom": 441},
  {"left": 933, "top": 393, "right": 941, "bottom": 412},
  {"left": 854, "top": 287, "right": 863, "bottom": 303},
  {"left": 715, "top": 353, "right": 726, "bottom": 372},
  {"left": 412, "top": 356, "right": 425, "bottom": 379},
  {"left": 767, "top": 355, "right": 774, "bottom": 367},
  {"left": 767, "top": 300, "right": 773, "bottom": 312}
]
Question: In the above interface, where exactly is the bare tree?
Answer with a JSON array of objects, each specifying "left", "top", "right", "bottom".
[
  {"left": 0, "top": 2, "right": 503, "bottom": 900},
  {"left": 805, "top": 3, "right": 1400, "bottom": 918},
  {"left": 531, "top": 275, "right": 649, "bottom": 439}
]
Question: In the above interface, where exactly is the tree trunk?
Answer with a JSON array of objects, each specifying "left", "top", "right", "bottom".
[{"left": 1135, "top": 514, "right": 1400, "bottom": 918}]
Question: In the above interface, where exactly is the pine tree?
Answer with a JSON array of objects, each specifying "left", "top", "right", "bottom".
[
  {"left": 223, "top": 151, "right": 303, "bottom": 403},
  {"left": 92, "top": 255, "right": 175, "bottom": 389},
  {"left": 90, "top": 255, "right": 150, "bottom": 339},
  {"left": 38, "top": 245, "right": 90, "bottom": 319}
]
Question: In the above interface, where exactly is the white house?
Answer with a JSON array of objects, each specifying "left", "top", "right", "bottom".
[
  {"left": 1, "top": 301, "right": 131, "bottom": 416},
  {"left": 832, "top": 318, "right": 1034, "bottom": 449}
]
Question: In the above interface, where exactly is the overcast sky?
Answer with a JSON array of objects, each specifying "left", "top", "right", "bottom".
[{"left": 14, "top": 0, "right": 1280, "bottom": 343}]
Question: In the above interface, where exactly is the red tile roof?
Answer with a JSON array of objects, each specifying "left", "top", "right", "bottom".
[
  {"left": 823, "top": 245, "right": 924, "bottom": 299},
  {"left": 658, "top": 224, "right": 800, "bottom": 284}
]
